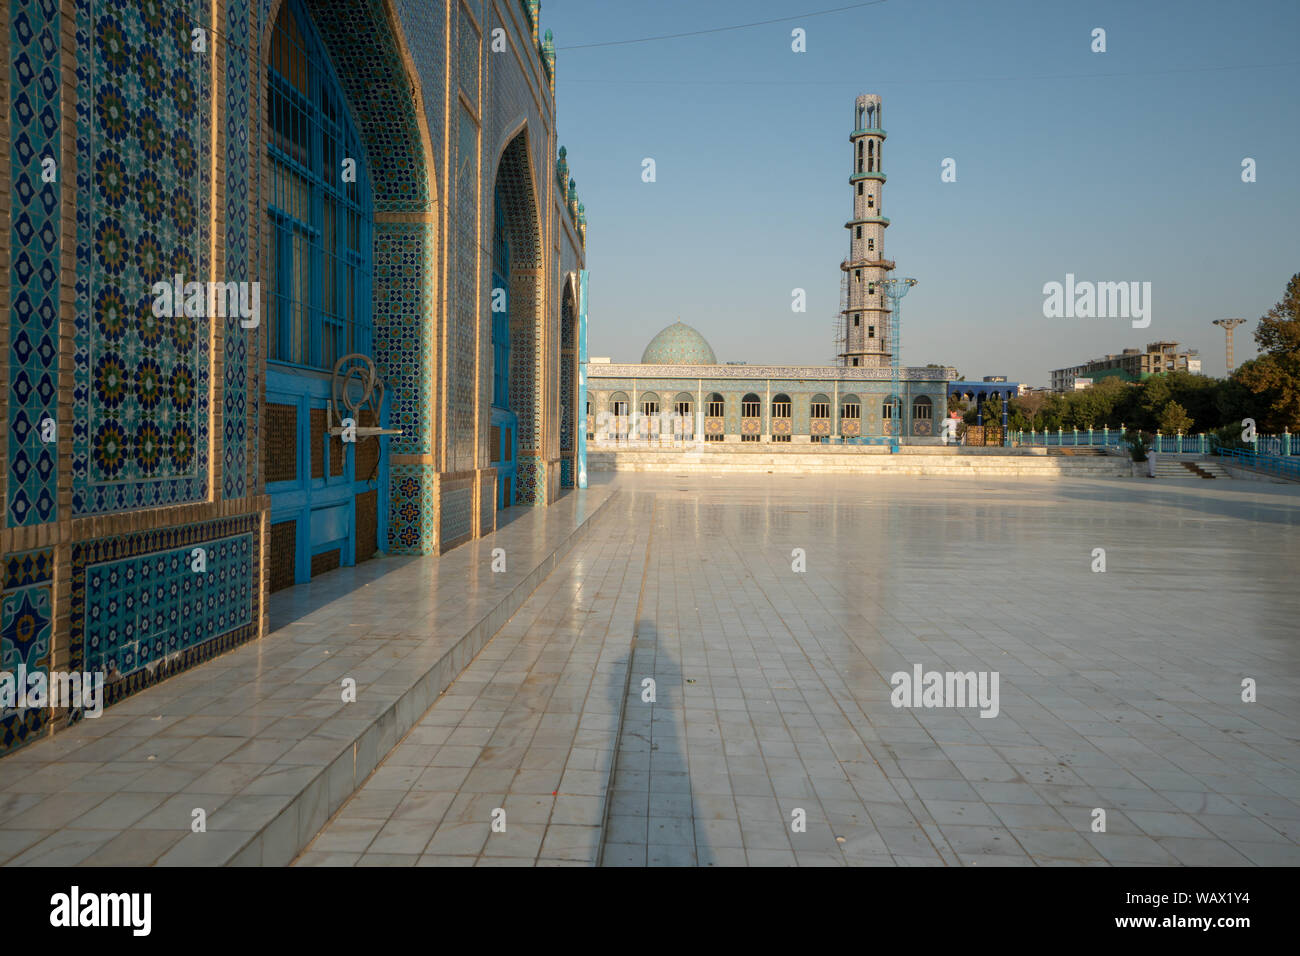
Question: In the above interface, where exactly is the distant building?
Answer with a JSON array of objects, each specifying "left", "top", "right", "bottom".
[
  {"left": 587, "top": 95, "right": 953, "bottom": 446},
  {"left": 948, "top": 379, "right": 1021, "bottom": 429},
  {"left": 1050, "top": 341, "right": 1201, "bottom": 392},
  {"left": 589, "top": 321, "right": 953, "bottom": 444}
]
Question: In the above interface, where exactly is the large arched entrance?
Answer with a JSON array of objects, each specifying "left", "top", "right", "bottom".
[
  {"left": 261, "top": 0, "right": 438, "bottom": 572},
  {"left": 559, "top": 277, "right": 578, "bottom": 487},
  {"left": 490, "top": 184, "right": 517, "bottom": 510},
  {"left": 490, "top": 131, "right": 545, "bottom": 505}
]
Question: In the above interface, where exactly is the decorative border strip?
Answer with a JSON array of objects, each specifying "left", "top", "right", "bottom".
[{"left": 589, "top": 364, "right": 958, "bottom": 381}]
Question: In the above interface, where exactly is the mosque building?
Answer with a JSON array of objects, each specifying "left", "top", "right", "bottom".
[
  {"left": 1, "top": 0, "right": 586, "bottom": 752},
  {"left": 587, "top": 94, "right": 953, "bottom": 446}
]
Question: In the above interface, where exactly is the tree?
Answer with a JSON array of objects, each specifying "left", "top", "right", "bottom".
[
  {"left": 1235, "top": 271, "right": 1300, "bottom": 431},
  {"left": 1158, "top": 401, "right": 1194, "bottom": 434}
]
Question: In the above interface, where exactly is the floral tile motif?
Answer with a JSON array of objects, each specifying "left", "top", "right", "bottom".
[
  {"left": 72, "top": 0, "right": 211, "bottom": 514},
  {"left": 389, "top": 463, "right": 437, "bottom": 555},
  {"left": 0, "top": 547, "right": 54, "bottom": 755}
]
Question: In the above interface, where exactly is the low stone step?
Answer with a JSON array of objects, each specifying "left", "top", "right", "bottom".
[
  {"left": 295, "top": 491, "right": 651, "bottom": 866},
  {"left": 0, "top": 484, "right": 619, "bottom": 867}
]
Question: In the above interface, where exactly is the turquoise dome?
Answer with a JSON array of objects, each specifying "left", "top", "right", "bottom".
[{"left": 640, "top": 322, "right": 717, "bottom": 365}]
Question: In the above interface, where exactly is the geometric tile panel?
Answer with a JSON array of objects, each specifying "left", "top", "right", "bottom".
[
  {"left": 70, "top": 514, "right": 261, "bottom": 707},
  {"left": 223, "top": 0, "right": 252, "bottom": 499},
  {"left": 3, "top": 546, "right": 54, "bottom": 590},
  {"left": 72, "top": 0, "right": 212, "bottom": 514},
  {"left": 477, "top": 470, "right": 494, "bottom": 536},
  {"left": 389, "top": 462, "right": 436, "bottom": 555},
  {"left": 450, "top": 105, "right": 478, "bottom": 473},
  {"left": 7, "top": 0, "right": 61, "bottom": 527},
  {"left": 1, "top": 548, "right": 54, "bottom": 755},
  {"left": 515, "top": 459, "right": 545, "bottom": 506},
  {"left": 371, "top": 222, "right": 434, "bottom": 457},
  {"left": 439, "top": 480, "right": 472, "bottom": 547},
  {"left": 82, "top": 532, "right": 254, "bottom": 680},
  {"left": 302, "top": 0, "right": 431, "bottom": 213}
]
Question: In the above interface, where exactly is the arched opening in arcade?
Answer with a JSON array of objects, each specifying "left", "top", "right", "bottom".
[
  {"left": 263, "top": 0, "right": 436, "bottom": 581},
  {"left": 489, "top": 130, "right": 544, "bottom": 509}
]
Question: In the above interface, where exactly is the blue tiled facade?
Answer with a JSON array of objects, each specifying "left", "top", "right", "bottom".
[
  {"left": 6, "top": 0, "right": 60, "bottom": 527},
  {"left": 1, "top": 548, "right": 53, "bottom": 755},
  {"left": 0, "top": 0, "right": 586, "bottom": 752}
]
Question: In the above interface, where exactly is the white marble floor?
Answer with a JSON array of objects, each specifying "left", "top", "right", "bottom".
[{"left": 298, "top": 473, "right": 1300, "bottom": 866}]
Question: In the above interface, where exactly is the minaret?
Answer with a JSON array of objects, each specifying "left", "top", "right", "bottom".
[{"left": 840, "top": 94, "right": 895, "bottom": 368}]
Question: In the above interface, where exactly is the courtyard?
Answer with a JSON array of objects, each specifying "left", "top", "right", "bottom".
[
  {"left": 294, "top": 473, "right": 1300, "bottom": 866},
  {"left": 2, "top": 472, "right": 1297, "bottom": 866}
]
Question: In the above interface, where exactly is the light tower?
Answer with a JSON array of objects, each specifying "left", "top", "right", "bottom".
[
  {"left": 879, "top": 278, "right": 916, "bottom": 451},
  {"left": 1212, "top": 318, "right": 1247, "bottom": 374},
  {"left": 839, "top": 94, "right": 895, "bottom": 368}
]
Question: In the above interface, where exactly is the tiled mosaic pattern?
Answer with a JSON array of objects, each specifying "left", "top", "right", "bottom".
[
  {"left": 497, "top": 135, "right": 542, "bottom": 477},
  {"left": 458, "top": 6, "right": 479, "bottom": 105},
  {"left": 439, "top": 480, "right": 473, "bottom": 548},
  {"left": 451, "top": 105, "right": 479, "bottom": 474},
  {"left": 1, "top": 548, "right": 54, "bottom": 755},
  {"left": 640, "top": 323, "right": 716, "bottom": 366},
  {"left": 7, "top": 0, "right": 61, "bottom": 527},
  {"left": 560, "top": 283, "right": 575, "bottom": 469},
  {"left": 73, "top": 0, "right": 211, "bottom": 514},
  {"left": 515, "top": 458, "right": 543, "bottom": 504},
  {"left": 70, "top": 515, "right": 261, "bottom": 706},
  {"left": 371, "top": 222, "right": 435, "bottom": 457},
  {"left": 478, "top": 470, "right": 495, "bottom": 535},
  {"left": 83, "top": 532, "right": 255, "bottom": 680},
  {"left": 302, "top": 0, "right": 432, "bottom": 213},
  {"left": 390, "top": 463, "right": 437, "bottom": 555},
  {"left": 391, "top": 0, "right": 446, "bottom": 180},
  {"left": 223, "top": 0, "right": 253, "bottom": 499}
]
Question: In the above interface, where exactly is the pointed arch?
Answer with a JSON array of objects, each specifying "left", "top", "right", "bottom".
[
  {"left": 559, "top": 274, "right": 579, "bottom": 487},
  {"left": 490, "top": 127, "right": 547, "bottom": 504},
  {"left": 260, "top": 0, "right": 440, "bottom": 556}
]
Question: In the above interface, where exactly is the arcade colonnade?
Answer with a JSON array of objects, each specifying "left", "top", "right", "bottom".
[{"left": 0, "top": 0, "right": 586, "bottom": 754}]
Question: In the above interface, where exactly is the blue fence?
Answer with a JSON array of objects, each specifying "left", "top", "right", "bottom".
[
  {"left": 1009, "top": 429, "right": 1297, "bottom": 455},
  {"left": 1214, "top": 447, "right": 1300, "bottom": 481},
  {"left": 1010, "top": 428, "right": 1128, "bottom": 449},
  {"left": 1254, "top": 435, "right": 1297, "bottom": 456}
]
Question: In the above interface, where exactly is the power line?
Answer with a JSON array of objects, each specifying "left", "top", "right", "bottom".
[
  {"left": 561, "top": 59, "right": 1300, "bottom": 86},
  {"left": 555, "top": 0, "right": 889, "bottom": 51}
]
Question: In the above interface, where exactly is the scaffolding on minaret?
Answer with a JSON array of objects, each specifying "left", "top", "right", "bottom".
[
  {"left": 879, "top": 278, "right": 917, "bottom": 452},
  {"left": 833, "top": 269, "right": 848, "bottom": 364}
]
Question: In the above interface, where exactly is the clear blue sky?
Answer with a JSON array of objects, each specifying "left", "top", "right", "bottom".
[{"left": 544, "top": 0, "right": 1300, "bottom": 385}]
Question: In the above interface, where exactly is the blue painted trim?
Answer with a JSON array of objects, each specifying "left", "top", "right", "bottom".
[
  {"left": 266, "top": 365, "right": 389, "bottom": 584},
  {"left": 578, "top": 269, "right": 589, "bottom": 488}
]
